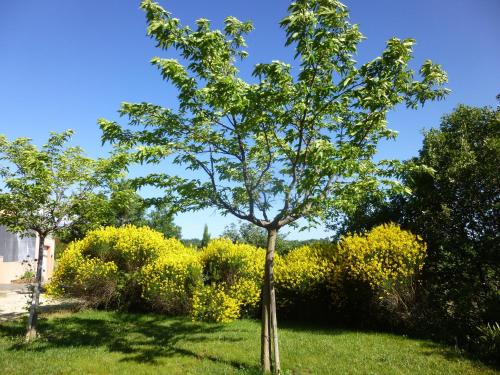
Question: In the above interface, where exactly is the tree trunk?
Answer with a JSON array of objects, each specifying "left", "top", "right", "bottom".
[
  {"left": 261, "top": 268, "right": 271, "bottom": 372},
  {"left": 26, "top": 233, "right": 45, "bottom": 341},
  {"left": 270, "top": 266, "right": 281, "bottom": 374},
  {"left": 261, "top": 227, "right": 281, "bottom": 374}
]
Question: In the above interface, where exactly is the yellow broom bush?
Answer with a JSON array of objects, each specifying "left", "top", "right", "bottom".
[
  {"left": 192, "top": 238, "right": 266, "bottom": 322},
  {"left": 140, "top": 243, "right": 202, "bottom": 314},
  {"left": 327, "top": 223, "right": 427, "bottom": 317},
  {"left": 333, "top": 223, "right": 426, "bottom": 289},
  {"left": 48, "top": 223, "right": 426, "bottom": 325},
  {"left": 48, "top": 225, "right": 196, "bottom": 309},
  {"left": 275, "top": 245, "right": 330, "bottom": 309}
]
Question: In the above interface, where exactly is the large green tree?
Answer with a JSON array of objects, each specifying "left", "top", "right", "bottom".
[
  {"left": 328, "top": 102, "right": 500, "bottom": 342},
  {"left": 0, "top": 130, "right": 120, "bottom": 340},
  {"left": 100, "top": 0, "right": 448, "bottom": 371},
  {"left": 413, "top": 103, "right": 500, "bottom": 341}
]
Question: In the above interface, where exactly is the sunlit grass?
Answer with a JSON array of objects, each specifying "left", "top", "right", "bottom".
[{"left": 0, "top": 310, "right": 496, "bottom": 375}]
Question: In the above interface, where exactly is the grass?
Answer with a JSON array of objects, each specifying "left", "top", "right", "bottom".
[{"left": 0, "top": 310, "right": 497, "bottom": 375}]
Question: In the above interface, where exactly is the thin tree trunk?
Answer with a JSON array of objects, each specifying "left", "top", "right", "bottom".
[
  {"left": 268, "top": 228, "right": 281, "bottom": 374},
  {"left": 261, "top": 227, "right": 281, "bottom": 374},
  {"left": 26, "top": 233, "right": 45, "bottom": 341},
  {"left": 261, "top": 249, "right": 271, "bottom": 373},
  {"left": 268, "top": 304, "right": 273, "bottom": 371},
  {"left": 270, "top": 270, "right": 281, "bottom": 374}
]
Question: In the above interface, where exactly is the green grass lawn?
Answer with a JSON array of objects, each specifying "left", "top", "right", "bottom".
[{"left": 0, "top": 310, "right": 497, "bottom": 375}]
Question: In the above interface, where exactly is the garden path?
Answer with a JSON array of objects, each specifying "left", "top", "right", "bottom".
[{"left": 0, "top": 284, "right": 69, "bottom": 322}]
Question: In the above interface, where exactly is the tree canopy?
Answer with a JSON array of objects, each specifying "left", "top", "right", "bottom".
[
  {"left": 0, "top": 130, "right": 122, "bottom": 339},
  {"left": 99, "top": 0, "right": 448, "bottom": 372},
  {"left": 0, "top": 130, "right": 120, "bottom": 238},
  {"left": 100, "top": 0, "right": 448, "bottom": 232}
]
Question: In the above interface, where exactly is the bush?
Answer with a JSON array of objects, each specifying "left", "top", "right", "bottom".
[
  {"left": 47, "top": 240, "right": 121, "bottom": 308},
  {"left": 48, "top": 225, "right": 188, "bottom": 309},
  {"left": 475, "top": 322, "right": 500, "bottom": 364},
  {"left": 49, "top": 223, "right": 429, "bottom": 329},
  {"left": 194, "top": 238, "right": 266, "bottom": 322},
  {"left": 275, "top": 245, "right": 329, "bottom": 314},
  {"left": 328, "top": 223, "right": 427, "bottom": 326},
  {"left": 19, "top": 270, "right": 35, "bottom": 281},
  {"left": 140, "top": 241, "right": 202, "bottom": 315},
  {"left": 74, "top": 225, "right": 168, "bottom": 271},
  {"left": 191, "top": 283, "right": 241, "bottom": 323},
  {"left": 74, "top": 257, "right": 120, "bottom": 308}
]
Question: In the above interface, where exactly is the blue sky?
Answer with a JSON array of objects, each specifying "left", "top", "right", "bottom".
[{"left": 1, "top": 0, "right": 499, "bottom": 239}]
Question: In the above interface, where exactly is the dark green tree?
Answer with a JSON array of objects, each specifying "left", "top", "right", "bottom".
[
  {"left": 223, "top": 222, "right": 268, "bottom": 248},
  {"left": 58, "top": 179, "right": 147, "bottom": 243},
  {"left": 200, "top": 224, "right": 210, "bottom": 248},
  {"left": 408, "top": 103, "right": 500, "bottom": 340},
  {"left": 107, "top": 180, "right": 148, "bottom": 227},
  {"left": 222, "top": 221, "right": 314, "bottom": 255},
  {"left": 328, "top": 102, "right": 500, "bottom": 342}
]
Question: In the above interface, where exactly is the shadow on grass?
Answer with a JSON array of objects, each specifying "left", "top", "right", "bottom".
[
  {"left": 277, "top": 316, "right": 383, "bottom": 336},
  {"left": 417, "top": 340, "right": 500, "bottom": 371},
  {"left": 279, "top": 317, "right": 500, "bottom": 372},
  {"left": 1, "top": 311, "right": 496, "bottom": 374},
  {"left": 0, "top": 311, "right": 261, "bottom": 373}
]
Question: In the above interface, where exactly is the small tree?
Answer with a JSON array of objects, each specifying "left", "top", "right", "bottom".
[
  {"left": 200, "top": 224, "right": 210, "bottom": 248},
  {"left": 100, "top": 0, "right": 448, "bottom": 371},
  {"left": 0, "top": 130, "right": 120, "bottom": 340}
]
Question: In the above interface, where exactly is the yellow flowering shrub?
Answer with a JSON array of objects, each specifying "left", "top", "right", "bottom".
[
  {"left": 74, "top": 258, "right": 120, "bottom": 307},
  {"left": 48, "top": 223, "right": 426, "bottom": 324},
  {"left": 46, "top": 241, "right": 85, "bottom": 296},
  {"left": 48, "top": 225, "right": 189, "bottom": 309},
  {"left": 325, "top": 223, "right": 427, "bottom": 319},
  {"left": 195, "top": 238, "right": 266, "bottom": 322},
  {"left": 274, "top": 245, "right": 330, "bottom": 311},
  {"left": 76, "top": 257, "right": 118, "bottom": 284},
  {"left": 201, "top": 239, "right": 265, "bottom": 284},
  {"left": 47, "top": 240, "right": 120, "bottom": 307},
  {"left": 191, "top": 283, "right": 241, "bottom": 323},
  {"left": 75, "top": 225, "right": 171, "bottom": 272},
  {"left": 140, "top": 244, "right": 202, "bottom": 314},
  {"left": 228, "top": 278, "right": 262, "bottom": 311},
  {"left": 333, "top": 223, "right": 426, "bottom": 289}
]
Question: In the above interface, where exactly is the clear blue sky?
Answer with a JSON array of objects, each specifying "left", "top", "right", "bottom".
[{"left": 1, "top": 0, "right": 499, "bottom": 239}]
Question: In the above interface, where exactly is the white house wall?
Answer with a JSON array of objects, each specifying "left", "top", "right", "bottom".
[
  {"left": 0, "top": 226, "right": 36, "bottom": 262},
  {"left": 0, "top": 227, "right": 55, "bottom": 284}
]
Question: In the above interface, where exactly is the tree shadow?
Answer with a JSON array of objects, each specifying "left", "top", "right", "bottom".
[
  {"left": 417, "top": 340, "right": 500, "bottom": 371},
  {"left": 277, "top": 317, "right": 370, "bottom": 336},
  {"left": 278, "top": 317, "right": 500, "bottom": 372},
  {"left": 0, "top": 311, "right": 260, "bottom": 373}
]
